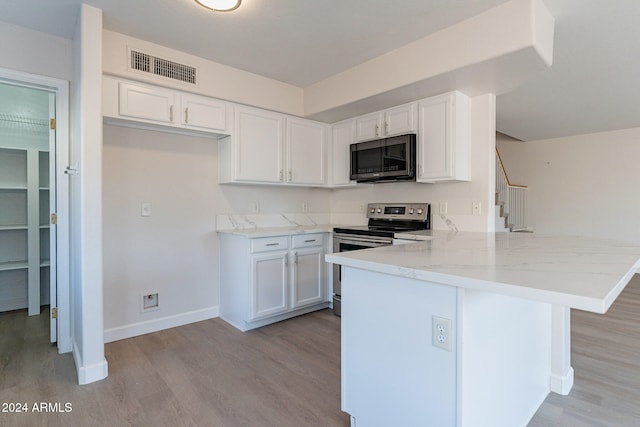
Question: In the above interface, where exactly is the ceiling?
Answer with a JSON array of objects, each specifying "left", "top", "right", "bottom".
[{"left": 1, "top": 0, "right": 639, "bottom": 141}]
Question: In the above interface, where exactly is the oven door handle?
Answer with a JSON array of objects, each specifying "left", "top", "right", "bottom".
[{"left": 333, "top": 234, "right": 393, "bottom": 246}]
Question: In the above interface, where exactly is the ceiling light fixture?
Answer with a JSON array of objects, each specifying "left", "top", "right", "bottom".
[{"left": 194, "top": 0, "right": 241, "bottom": 12}]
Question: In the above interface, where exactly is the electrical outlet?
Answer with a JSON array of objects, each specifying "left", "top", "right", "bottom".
[
  {"left": 472, "top": 201, "right": 481, "bottom": 216},
  {"left": 439, "top": 201, "right": 448, "bottom": 215},
  {"left": 359, "top": 204, "right": 365, "bottom": 212},
  {"left": 251, "top": 201, "right": 260, "bottom": 213},
  {"left": 302, "top": 202, "right": 309, "bottom": 213},
  {"left": 432, "top": 316, "right": 453, "bottom": 351},
  {"left": 141, "top": 202, "right": 152, "bottom": 217}
]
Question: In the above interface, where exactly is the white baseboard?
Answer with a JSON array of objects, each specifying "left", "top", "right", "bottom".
[
  {"left": 72, "top": 341, "right": 109, "bottom": 385},
  {"left": 103, "top": 306, "right": 219, "bottom": 343},
  {"left": 550, "top": 366, "right": 574, "bottom": 395}
]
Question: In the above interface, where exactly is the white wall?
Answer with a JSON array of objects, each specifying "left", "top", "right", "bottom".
[
  {"left": 102, "top": 30, "right": 304, "bottom": 117},
  {"left": 496, "top": 128, "right": 640, "bottom": 244},
  {"left": 0, "top": 22, "right": 72, "bottom": 80},
  {"left": 102, "top": 125, "right": 332, "bottom": 340},
  {"left": 70, "top": 4, "right": 108, "bottom": 384}
]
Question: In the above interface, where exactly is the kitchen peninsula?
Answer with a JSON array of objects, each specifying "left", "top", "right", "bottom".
[{"left": 325, "top": 231, "right": 640, "bottom": 427}]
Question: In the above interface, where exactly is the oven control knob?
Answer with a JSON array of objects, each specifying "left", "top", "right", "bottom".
[
  {"left": 417, "top": 208, "right": 423, "bottom": 214},
  {"left": 376, "top": 208, "right": 382, "bottom": 214},
  {"left": 370, "top": 208, "right": 375, "bottom": 214},
  {"left": 409, "top": 208, "right": 414, "bottom": 214}
]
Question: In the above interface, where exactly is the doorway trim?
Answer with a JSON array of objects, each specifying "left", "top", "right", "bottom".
[{"left": 0, "top": 66, "right": 71, "bottom": 353}]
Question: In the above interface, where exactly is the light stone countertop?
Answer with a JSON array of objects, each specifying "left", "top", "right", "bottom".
[
  {"left": 325, "top": 230, "right": 640, "bottom": 313},
  {"left": 216, "top": 225, "right": 334, "bottom": 238}
]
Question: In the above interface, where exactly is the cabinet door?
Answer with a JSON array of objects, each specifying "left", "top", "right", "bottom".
[
  {"left": 286, "top": 117, "right": 326, "bottom": 185},
  {"left": 234, "top": 106, "right": 284, "bottom": 183},
  {"left": 250, "top": 251, "right": 288, "bottom": 320},
  {"left": 118, "top": 82, "right": 175, "bottom": 124},
  {"left": 181, "top": 94, "right": 228, "bottom": 132},
  {"left": 331, "top": 120, "right": 356, "bottom": 186},
  {"left": 384, "top": 103, "right": 416, "bottom": 136},
  {"left": 291, "top": 247, "right": 324, "bottom": 309},
  {"left": 416, "top": 92, "right": 470, "bottom": 182},
  {"left": 355, "top": 112, "right": 382, "bottom": 141}
]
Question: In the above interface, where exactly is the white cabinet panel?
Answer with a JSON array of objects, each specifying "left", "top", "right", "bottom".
[
  {"left": 219, "top": 232, "right": 330, "bottom": 331},
  {"left": 250, "top": 251, "right": 288, "bottom": 320},
  {"left": 105, "top": 76, "right": 231, "bottom": 137},
  {"left": 118, "top": 81, "right": 175, "bottom": 124},
  {"left": 220, "top": 107, "right": 327, "bottom": 187},
  {"left": 355, "top": 112, "right": 382, "bottom": 141},
  {"left": 330, "top": 119, "right": 356, "bottom": 186},
  {"left": 286, "top": 117, "right": 326, "bottom": 185},
  {"left": 355, "top": 103, "right": 416, "bottom": 142},
  {"left": 181, "top": 94, "right": 229, "bottom": 132},
  {"left": 291, "top": 247, "right": 324, "bottom": 309},
  {"left": 417, "top": 91, "right": 470, "bottom": 183},
  {"left": 234, "top": 106, "right": 284, "bottom": 183}
]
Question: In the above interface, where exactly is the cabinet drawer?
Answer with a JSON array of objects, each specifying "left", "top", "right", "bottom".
[
  {"left": 251, "top": 236, "right": 289, "bottom": 253},
  {"left": 291, "top": 233, "right": 323, "bottom": 248}
]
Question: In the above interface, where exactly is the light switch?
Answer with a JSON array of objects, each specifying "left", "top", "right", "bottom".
[{"left": 141, "top": 202, "right": 152, "bottom": 217}]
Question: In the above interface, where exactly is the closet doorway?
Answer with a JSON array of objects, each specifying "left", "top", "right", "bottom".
[{"left": 0, "top": 69, "right": 70, "bottom": 353}]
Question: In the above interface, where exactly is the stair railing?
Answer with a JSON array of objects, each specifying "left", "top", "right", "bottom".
[{"left": 495, "top": 149, "right": 529, "bottom": 231}]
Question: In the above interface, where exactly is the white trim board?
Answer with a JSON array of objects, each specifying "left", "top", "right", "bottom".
[{"left": 103, "top": 306, "right": 220, "bottom": 343}]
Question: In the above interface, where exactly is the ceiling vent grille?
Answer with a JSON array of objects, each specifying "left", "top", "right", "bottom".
[{"left": 130, "top": 50, "right": 197, "bottom": 85}]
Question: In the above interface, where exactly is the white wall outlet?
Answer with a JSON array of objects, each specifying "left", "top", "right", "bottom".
[
  {"left": 472, "top": 201, "right": 481, "bottom": 216},
  {"left": 439, "top": 201, "right": 448, "bottom": 215},
  {"left": 141, "top": 202, "right": 152, "bottom": 217},
  {"left": 432, "top": 316, "right": 453, "bottom": 351},
  {"left": 302, "top": 202, "right": 309, "bottom": 213},
  {"left": 141, "top": 292, "right": 159, "bottom": 312},
  {"left": 359, "top": 204, "right": 365, "bottom": 213},
  {"left": 251, "top": 201, "right": 260, "bottom": 213}
]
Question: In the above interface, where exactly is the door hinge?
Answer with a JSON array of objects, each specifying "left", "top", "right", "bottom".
[
  {"left": 51, "top": 213, "right": 57, "bottom": 225},
  {"left": 51, "top": 307, "right": 58, "bottom": 319},
  {"left": 50, "top": 118, "right": 56, "bottom": 130}
]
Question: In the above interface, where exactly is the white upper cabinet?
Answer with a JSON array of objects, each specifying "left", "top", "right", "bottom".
[
  {"left": 330, "top": 119, "right": 356, "bottom": 187},
  {"left": 417, "top": 91, "right": 471, "bottom": 183},
  {"left": 286, "top": 117, "right": 326, "bottom": 186},
  {"left": 232, "top": 105, "right": 284, "bottom": 184},
  {"left": 219, "top": 106, "right": 328, "bottom": 187},
  {"left": 118, "top": 81, "right": 175, "bottom": 124},
  {"left": 180, "top": 93, "right": 230, "bottom": 133},
  {"left": 355, "top": 103, "right": 416, "bottom": 141},
  {"left": 103, "top": 76, "right": 231, "bottom": 136}
]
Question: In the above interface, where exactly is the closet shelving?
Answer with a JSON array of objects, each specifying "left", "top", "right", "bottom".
[{"left": 0, "top": 113, "right": 50, "bottom": 314}]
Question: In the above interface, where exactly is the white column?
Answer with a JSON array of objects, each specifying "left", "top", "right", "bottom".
[{"left": 550, "top": 305, "right": 574, "bottom": 395}]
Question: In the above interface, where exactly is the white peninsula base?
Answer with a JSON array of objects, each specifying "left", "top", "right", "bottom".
[{"left": 341, "top": 267, "right": 551, "bottom": 427}]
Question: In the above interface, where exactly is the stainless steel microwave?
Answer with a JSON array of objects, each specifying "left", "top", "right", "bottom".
[{"left": 350, "top": 134, "right": 416, "bottom": 182}]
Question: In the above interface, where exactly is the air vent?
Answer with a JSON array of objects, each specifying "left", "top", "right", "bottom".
[{"left": 130, "top": 50, "right": 197, "bottom": 85}]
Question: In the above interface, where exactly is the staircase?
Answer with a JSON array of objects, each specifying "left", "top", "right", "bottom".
[{"left": 495, "top": 149, "right": 531, "bottom": 232}]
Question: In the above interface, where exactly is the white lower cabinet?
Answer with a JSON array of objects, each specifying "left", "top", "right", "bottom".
[{"left": 220, "top": 232, "right": 330, "bottom": 331}]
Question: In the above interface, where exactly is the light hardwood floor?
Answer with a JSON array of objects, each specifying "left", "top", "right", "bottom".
[{"left": 1, "top": 276, "right": 640, "bottom": 427}]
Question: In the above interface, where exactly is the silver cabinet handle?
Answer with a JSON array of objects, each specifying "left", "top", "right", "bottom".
[
  {"left": 375, "top": 124, "right": 379, "bottom": 137},
  {"left": 265, "top": 242, "right": 280, "bottom": 247},
  {"left": 288, "top": 170, "right": 292, "bottom": 181},
  {"left": 279, "top": 170, "right": 283, "bottom": 181},
  {"left": 169, "top": 105, "right": 173, "bottom": 122},
  {"left": 385, "top": 121, "right": 389, "bottom": 134},
  {"left": 185, "top": 107, "right": 189, "bottom": 124},
  {"left": 294, "top": 252, "right": 298, "bottom": 264},
  {"left": 304, "top": 239, "right": 316, "bottom": 243}
]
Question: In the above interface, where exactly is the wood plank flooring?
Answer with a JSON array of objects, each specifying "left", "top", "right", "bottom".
[
  {"left": 1, "top": 275, "right": 640, "bottom": 426},
  {"left": 0, "top": 309, "right": 349, "bottom": 427}
]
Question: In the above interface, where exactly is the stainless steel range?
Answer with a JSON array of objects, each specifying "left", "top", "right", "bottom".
[{"left": 332, "top": 202, "right": 431, "bottom": 316}]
